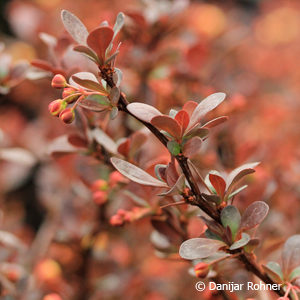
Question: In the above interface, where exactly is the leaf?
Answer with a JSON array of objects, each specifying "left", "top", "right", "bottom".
[
  {"left": 179, "top": 238, "right": 225, "bottom": 260},
  {"left": 209, "top": 173, "right": 226, "bottom": 198},
  {"left": 167, "top": 141, "right": 181, "bottom": 156},
  {"left": 123, "top": 190, "right": 149, "bottom": 208},
  {"left": 227, "top": 185, "right": 248, "bottom": 200},
  {"left": 240, "top": 201, "right": 269, "bottom": 230},
  {"left": 73, "top": 45, "right": 99, "bottom": 63},
  {"left": 262, "top": 262, "right": 284, "bottom": 283},
  {"left": 158, "top": 174, "right": 185, "bottom": 196},
  {"left": 87, "top": 26, "right": 114, "bottom": 62},
  {"left": 72, "top": 76, "right": 107, "bottom": 94},
  {"left": 61, "top": 10, "right": 89, "bottom": 45},
  {"left": 109, "top": 86, "right": 120, "bottom": 104},
  {"left": 244, "top": 238, "right": 260, "bottom": 253},
  {"left": 229, "top": 233, "right": 250, "bottom": 250},
  {"left": 226, "top": 162, "right": 260, "bottom": 192},
  {"left": 0, "top": 230, "right": 26, "bottom": 251},
  {"left": 79, "top": 94, "right": 110, "bottom": 112},
  {"left": 221, "top": 205, "right": 241, "bottom": 239},
  {"left": 202, "top": 116, "right": 228, "bottom": 129},
  {"left": 289, "top": 266, "right": 300, "bottom": 282},
  {"left": 150, "top": 230, "right": 171, "bottom": 250},
  {"left": 0, "top": 148, "right": 36, "bottom": 167},
  {"left": 175, "top": 110, "right": 190, "bottom": 133},
  {"left": 127, "top": 102, "right": 162, "bottom": 123},
  {"left": 182, "top": 100, "right": 198, "bottom": 117},
  {"left": 92, "top": 128, "right": 118, "bottom": 154},
  {"left": 201, "top": 193, "right": 221, "bottom": 205},
  {"left": 39, "top": 32, "right": 57, "bottom": 48},
  {"left": 110, "top": 157, "right": 168, "bottom": 188},
  {"left": 282, "top": 235, "right": 300, "bottom": 276},
  {"left": 113, "top": 12, "right": 125, "bottom": 38},
  {"left": 182, "top": 137, "right": 202, "bottom": 158},
  {"left": 113, "top": 68, "right": 122, "bottom": 86},
  {"left": 187, "top": 93, "right": 226, "bottom": 132},
  {"left": 151, "top": 115, "right": 181, "bottom": 139},
  {"left": 110, "top": 106, "right": 118, "bottom": 120}
]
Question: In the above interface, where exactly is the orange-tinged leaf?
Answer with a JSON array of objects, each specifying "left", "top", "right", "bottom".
[
  {"left": 182, "top": 101, "right": 198, "bottom": 117},
  {"left": 209, "top": 173, "right": 226, "bottom": 198},
  {"left": 151, "top": 115, "right": 181, "bottom": 139},
  {"left": 87, "top": 26, "right": 114, "bottom": 62},
  {"left": 175, "top": 110, "right": 189, "bottom": 134}
]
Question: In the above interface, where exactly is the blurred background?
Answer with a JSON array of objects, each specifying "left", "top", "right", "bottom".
[{"left": 0, "top": 0, "right": 299, "bottom": 299}]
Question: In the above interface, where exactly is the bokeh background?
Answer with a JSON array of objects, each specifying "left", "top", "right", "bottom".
[{"left": 0, "top": 0, "right": 299, "bottom": 299}]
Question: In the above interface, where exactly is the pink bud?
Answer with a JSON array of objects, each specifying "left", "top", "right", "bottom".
[
  {"left": 93, "top": 191, "right": 108, "bottom": 205},
  {"left": 48, "top": 99, "right": 66, "bottom": 116},
  {"left": 109, "top": 171, "right": 126, "bottom": 187},
  {"left": 59, "top": 108, "right": 75, "bottom": 124},
  {"left": 51, "top": 74, "right": 67, "bottom": 89},
  {"left": 110, "top": 214, "right": 124, "bottom": 226},
  {"left": 62, "top": 87, "right": 78, "bottom": 103},
  {"left": 91, "top": 179, "right": 108, "bottom": 192},
  {"left": 43, "top": 294, "right": 63, "bottom": 300},
  {"left": 194, "top": 262, "right": 210, "bottom": 278}
]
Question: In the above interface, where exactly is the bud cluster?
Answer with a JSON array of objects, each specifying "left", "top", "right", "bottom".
[
  {"left": 48, "top": 75, "right": 79, "bottom": 124},
  {"left": 90, "top": 172, "right": 126, "bottom": 206}
]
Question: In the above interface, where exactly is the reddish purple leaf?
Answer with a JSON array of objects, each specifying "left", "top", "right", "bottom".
[
  {"left": 226, "top": 162, "right": 260, "bottom": 192},
  {"left": 187, "top": 93, "right": 226, "bottom": 132},
  {"left": 72, "top": 76, "right": 107, "bottom": 94},
  {"left": 240, "top": 201, "right": 269, "bottom": 230},
  {"left": 151, "top": 115, "right": 181, "bottom": 139},
  {"left": 175, "top": 110, "right": 189, "bottom": 133},
  {"left": 182, "top": 136, "right": 202, "bottom": 158},
  {"left": 209, "top": 173, "right": 226, "bottom": 198},
  {"left": 73, "top": 45, "right": 99, "bottom": 62},
  {"left": 202, "top": 116, "right": 228, "bottom": 129},
  {"left": 87, "top": 26, "right": 114, "bottom": 62},
  {"left": 182, "top": 101, "right": 198, "bottom": 117},
  {"left": 127, "top": 102, "right": 162, "bottom": 123}
]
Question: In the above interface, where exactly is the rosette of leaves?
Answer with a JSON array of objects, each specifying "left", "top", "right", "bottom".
[
  {"left": 262, "top": 235, "right": 300, "bottom": 289},
  {"left": 61, "top": 10, "right": 124, "bottom": 67},
  {"left": 127, "top": 93, "right": 228, "bottom": 157},
  {"left": 179, "top": 201, "right": 269, "bottom": 261},
  {"left": 202, "top": 162, "right": 260, "bottom": 207},
  {"left": 110, "top": 157, "right": 186, "bottom": 197}
]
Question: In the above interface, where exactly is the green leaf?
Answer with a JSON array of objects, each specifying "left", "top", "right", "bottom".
[
  {"left": 227, "top": 185, "right": 248, "bottom": 200},
  {"left": 221, "top": 205, "right": 241, "bottom": 240},
  {"left": 289, "top": 266, "right": 300, "bottom": 282},
  {"left": 167, "top": 141, "right": 181, "bottom": 156},
  {"left": 262, "top": 262, "right": 284, "bottom": 283},
  {"left": 229, "top": 233, "right": 250, "bottom": 250}
]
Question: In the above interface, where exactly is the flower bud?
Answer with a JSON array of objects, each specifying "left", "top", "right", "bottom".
[
  {"left": 194, "top": 262, "right": 210, "bottom": 278},
  {"left": 93, "top": 190, "right": 108, "bottom": 205},
  {"left": 48, "top": 99, "right": 66, "bottom": 116},
  {"left": 110, "top": 214, "right": 124, "bottom": 226},
  {"left": 62, "top": 87, "right": 79, "bottom": 103},
  {"left": 91, "top": 179, "right": 108, "bottom": 192},
  {"left": 51, "top": 74, "right": 67, "bottom": 89},
  {"left": 109, "top": 171, "right": 126, "bottom": 187},
  {"left": 43, "top": 294, "right": 63, "bottom": 300},
  {"left": 59, "top": 108, "right": 75, "bottom": 124}
]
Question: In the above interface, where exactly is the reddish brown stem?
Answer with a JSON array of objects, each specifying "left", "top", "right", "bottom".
[{"left": 99, "top": 67, "right": 286, "bottom": 298}]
